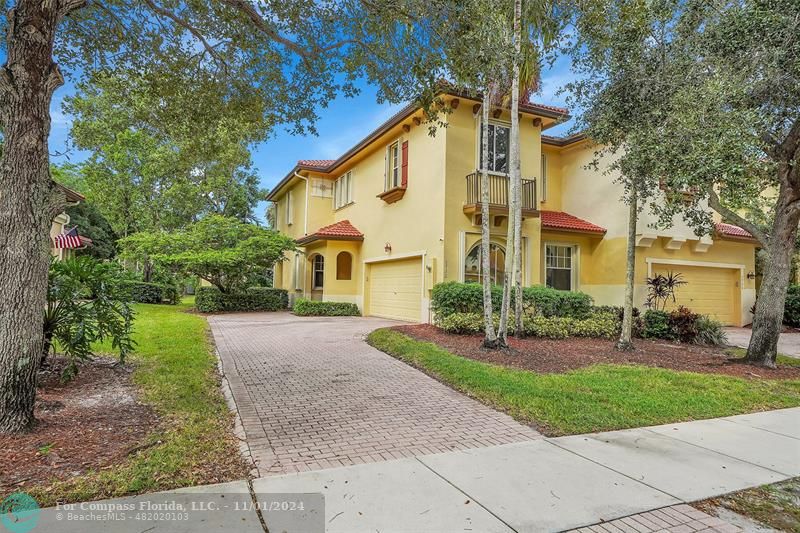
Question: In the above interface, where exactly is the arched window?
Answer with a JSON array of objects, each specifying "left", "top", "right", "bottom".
[
  {"left": 336, "top": 252, "right": 352, "bottom": 280},
  {"left": 464, "top": 243, "right": 505, "bottom": 284},
  {"left": 312, "top": 254, "right": 324, "bottom": 289}
]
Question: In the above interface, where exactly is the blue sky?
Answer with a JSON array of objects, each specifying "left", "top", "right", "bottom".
[{"left": 49, "top": 54, "right": 578, "bottom": 221}]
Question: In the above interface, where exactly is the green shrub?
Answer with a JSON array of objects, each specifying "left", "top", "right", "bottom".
[
  {"left": 784, "top": 285, "right": 800, "bottom": 326},
  {"left": 695, "top": 316, "right": 727, "bottom": 346},
  {"left": 45, "top": 257, "right": 135, "bottom": 380},
  {"left": 430, "top": 282, "right": 592, "bottom": 322},
  {"left": 523, "top": 286, "right": 593, "bottom": 318},
  {"left": 570, "top": 312, "right": 620, "bottom": 339},
  {"left": 523, "top": 316, "right": 572, "bottom": 339},
  {"left": 439, "top": 312, "right": 486, "bottom": 334},
  {"left": 643, "top": 310, "right": 674, "bottom": 340},
  {"left": 195, "top": 286, "right": 288, "bottom": 313},
  {"left": 430, "top": 282, "right": 502, "bottom": 321},
  {"left": 293, "top": 299, "right": 360, "bottom": 317},
  {"left": 592, "top": 306, "right": 642, "bottom": 337},
  {"left": 669, "top": 306, "right": 699, "bottom": 343},
  {"left": 121, "top": 280, "right": 180, "bottom": 305},
  {"left": 436, "top": 311, "right": 620, "bottom": 339}
]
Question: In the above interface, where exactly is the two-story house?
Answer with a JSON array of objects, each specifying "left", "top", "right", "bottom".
[{"left": 268, "top": 91, "right": 757, "bottom": 326}]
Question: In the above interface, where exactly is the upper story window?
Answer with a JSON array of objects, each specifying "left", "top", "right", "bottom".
[
  {"left": 334, "top": 171, "right": 353, "bottom": 209},
  {"left": 545, "top": 244, "right": 574, "bottom": 291},
  {"left": 541, "top": 154, "right": 548, "bottom": 202},
  {"left": 386, "top": 141, "right": 402, "bottom": 190},
  {"left": 479, "top": 122, "right": 510, "bottom": 174},
  {"left": 285, "top": 189, "right": 293, "bottom": 225}
]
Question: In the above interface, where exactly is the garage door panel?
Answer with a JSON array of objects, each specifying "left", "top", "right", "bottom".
[
  {"left": 651, "top": 264, "right": 738, "bottom": 325},
  {"left": 368, "top": 257, "right": 422, "bottom": 322}
]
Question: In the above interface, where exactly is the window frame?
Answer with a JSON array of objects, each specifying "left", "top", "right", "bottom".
[
  {"left": 286, "top": 189, "right": 293, "bottom": 226},
  {"left": 333, "top": 171, "right": 353, "bottom": 210},
  {"left": 463, "top": 242, "right": 506, "bottom": 285},
  {"left": 544, "top": 243, "right": 577, "bottom": 291},
  {"left": 476, "top": 119, "right": 511, "bottom": 175},
  {"left": 385, "top": 139, "right": 403, "bottom": 190},
  {"left": 312, "top": 254, "right": 325, "bottom": 290}
]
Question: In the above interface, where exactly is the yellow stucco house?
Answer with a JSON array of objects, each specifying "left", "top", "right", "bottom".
[{"left": 268, "top": 92, "right": 758, "bottom": 326}]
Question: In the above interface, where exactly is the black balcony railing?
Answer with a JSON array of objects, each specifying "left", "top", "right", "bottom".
[{"left": 465, "top": 172, "right": 537, "bottom": 210}]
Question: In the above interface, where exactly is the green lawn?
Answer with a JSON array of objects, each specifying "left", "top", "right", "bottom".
[
  {"left": 368, "top": 328, "right": 800, "bottom": 436},
  {"left": 31, "top": 298, "right": 246, "bottom": 506}
]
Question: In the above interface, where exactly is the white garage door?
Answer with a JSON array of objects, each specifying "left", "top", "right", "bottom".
[
  {"left": 367, "top": 257, "right": 423, "bottom": 322},
  {"left": 651, "top": 263, "right": 739, "bottom": 325}
]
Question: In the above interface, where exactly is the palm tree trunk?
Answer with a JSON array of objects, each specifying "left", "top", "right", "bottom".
[
  {"left": 616, "top": 182, "right": 638, "bottom": 351},
  {"left": 511, "top": 0, "right": 524, "bottom": 336},
  {"left": 481, "top": 88, "right": 499, "bottom": 348}
]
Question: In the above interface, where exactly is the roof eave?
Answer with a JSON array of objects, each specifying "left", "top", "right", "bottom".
[
  {"left": 542, "top": 225, "right": 607, "bottom": 236},
  {"left": 295, "top": 235, "right": 365, "bottom": 246}
]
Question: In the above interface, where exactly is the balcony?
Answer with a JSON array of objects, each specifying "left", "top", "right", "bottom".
[{"left": 463, "top": 171, "right": 538, "bottom": 217}]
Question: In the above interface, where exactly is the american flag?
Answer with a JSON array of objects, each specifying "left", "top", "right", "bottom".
[{"left": 53, "top": 227, "right": 83, "bottom": 249}]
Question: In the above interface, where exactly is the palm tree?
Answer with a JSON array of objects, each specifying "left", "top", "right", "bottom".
[{"left": 500, "top": 0, "right": 560, "bottom": 339}]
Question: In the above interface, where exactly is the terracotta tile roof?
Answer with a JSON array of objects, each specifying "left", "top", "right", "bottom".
[
  {"left": 530, "top": 102, "right": 569, "bottom": 115},
  {"left": 297, "top": 159, "right": 336, "bottom": 169},
  {"left": 716, "top": 222, "right": 755, "bottom": 240},
  {"left": 296, "top": 220, "right": 364, "bottom": 245},
  {"left": 541, "top": 210, "right": 607, "bottom": 234}
]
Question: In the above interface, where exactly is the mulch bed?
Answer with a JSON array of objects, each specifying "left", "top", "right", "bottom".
[
  {"left": 0, "top": 357, "right": 157, "bottom": 495},
  {"left": 395, "top": 324, "right": 800, "bottom": 380}
]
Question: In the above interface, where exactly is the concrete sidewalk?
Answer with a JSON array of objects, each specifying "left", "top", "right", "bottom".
[
  {"left": 36, "top": 408, "right": 799, "bottom": 533},
  {"left": 255, "top": 407, "right": 800, "bottom": 532}
]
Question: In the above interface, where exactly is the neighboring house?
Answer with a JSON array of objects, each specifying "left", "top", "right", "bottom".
[
  {"left": 267, "top": 92, "right": 757, "bottom": 326},
  {"left": 50, "top": 184, "right": 92, "bottom": 260}
]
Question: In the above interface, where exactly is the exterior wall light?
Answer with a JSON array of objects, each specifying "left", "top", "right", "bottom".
[
  {"left": 746, "top": 271, "right": 756, "bottom": 280},
  {"left": 384, "top": 242, "right": 392, "bottom": 254}
]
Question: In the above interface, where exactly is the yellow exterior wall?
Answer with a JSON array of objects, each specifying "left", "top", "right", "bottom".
[
  {"left": 540, "top": 145, "right": 563, "bottom": 212},
  {"left": 270, "top": 94, "right": 757, "bottom": 325},
  {"left": 443, "top": 103, "right": 544, "bottom": 287}
]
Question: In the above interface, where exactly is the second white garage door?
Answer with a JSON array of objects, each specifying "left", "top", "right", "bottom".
[{"left": 367, "top": 257, "right": 423, "bottom": 322}]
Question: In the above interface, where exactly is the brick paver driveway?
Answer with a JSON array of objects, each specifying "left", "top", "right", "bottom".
[{"left": 209, "top": 312, "right": 540, "bottom": 476}]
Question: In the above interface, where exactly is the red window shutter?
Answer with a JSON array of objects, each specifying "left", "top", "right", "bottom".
[{"left": 401, "top": 140, "right": 409, "bottom": 187}]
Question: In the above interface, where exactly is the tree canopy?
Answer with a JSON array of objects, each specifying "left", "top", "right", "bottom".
[{"left": 119, "top": 215, "right": 296, "bottom": 293}]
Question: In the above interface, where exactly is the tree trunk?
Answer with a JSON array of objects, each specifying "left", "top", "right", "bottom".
[
  {"left": 746, "top": 182, "right": 800, "bottom": 367},
  {"left": 480, "top": 89, "right": 499, "bottom": 349},
  {"left": 616, "top": 183, "right": 638, "bottom": 351},
  {"left": 0, "top": 1, "right": 73, "bottom": 433},
  {"left": 510, "top": 0, "right": 523, "bottom": 336}
]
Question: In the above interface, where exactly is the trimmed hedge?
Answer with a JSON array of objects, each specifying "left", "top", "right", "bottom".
[
  {"left": 293, "top": 299, "right": 360, "bottom": 317},
  {"left": 784, "top": 285, "right": 800, "bottom": 327},
  {"left": 430, "top": 281, "right": 593, "bottom": 322},
  {"left": 439, "top": 311, "right": 620, "bottom": 339},
  {"left": 122, "top": 280, "right": 180, "bottom": 305},
  {"left": 195, "top": 286, "right": 288, "bottom": 313}
]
